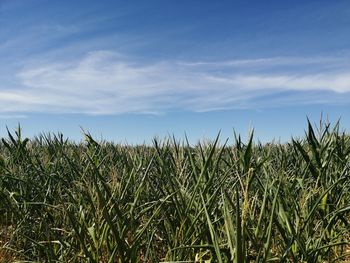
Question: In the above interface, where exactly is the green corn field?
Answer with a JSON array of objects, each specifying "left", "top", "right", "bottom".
[{"left": 0, "top": 120, "right": 349, "bottom": 262}]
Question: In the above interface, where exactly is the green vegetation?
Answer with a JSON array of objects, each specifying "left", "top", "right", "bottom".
[{"left": 0, "top": 120, "right": 349, "bottom": 262}]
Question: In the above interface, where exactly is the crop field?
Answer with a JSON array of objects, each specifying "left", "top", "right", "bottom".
[{"left": 0, "top": 121, "right": 349, "bottom": 262}]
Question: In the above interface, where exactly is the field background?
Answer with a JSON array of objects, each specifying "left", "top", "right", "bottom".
[{"left": 0, "top": 121, "right": 349, "bottom": 262}]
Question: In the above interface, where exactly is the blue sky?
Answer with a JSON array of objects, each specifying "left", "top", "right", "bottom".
[{"left": 1, "top": 0, "right": 350, "bottom": 143}]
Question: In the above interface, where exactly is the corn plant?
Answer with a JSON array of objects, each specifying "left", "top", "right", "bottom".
[{"left": 0, "top": 120, "right": 349, "bottom": 262}]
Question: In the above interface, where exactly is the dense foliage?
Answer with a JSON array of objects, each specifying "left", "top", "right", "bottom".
[{"left": 0, "top": 121, "right": 349, "bottom": 262}]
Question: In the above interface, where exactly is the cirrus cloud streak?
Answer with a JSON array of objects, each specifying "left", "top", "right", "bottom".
[{"left": 1, "top": 51, "right": 350, "bottom": 115}]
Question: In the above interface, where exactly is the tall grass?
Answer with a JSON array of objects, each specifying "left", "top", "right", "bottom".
[{"left": 0, "top": 120, "right": 349, "bottom": 262}]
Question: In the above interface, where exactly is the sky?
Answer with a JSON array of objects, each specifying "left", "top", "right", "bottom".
[{"left": 1, "top": 0, "right": 350, "bottom": 144}]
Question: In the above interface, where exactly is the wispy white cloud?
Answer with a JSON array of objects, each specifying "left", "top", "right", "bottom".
[
  {"left": 1, "top": 51, "right": 349, "bottom": 115},
  {"left": 177, "top": 56, "right": 342, "bottom": 67},
  {"left": 206, "top": 73, "right": 350, "bottom": 93}
]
